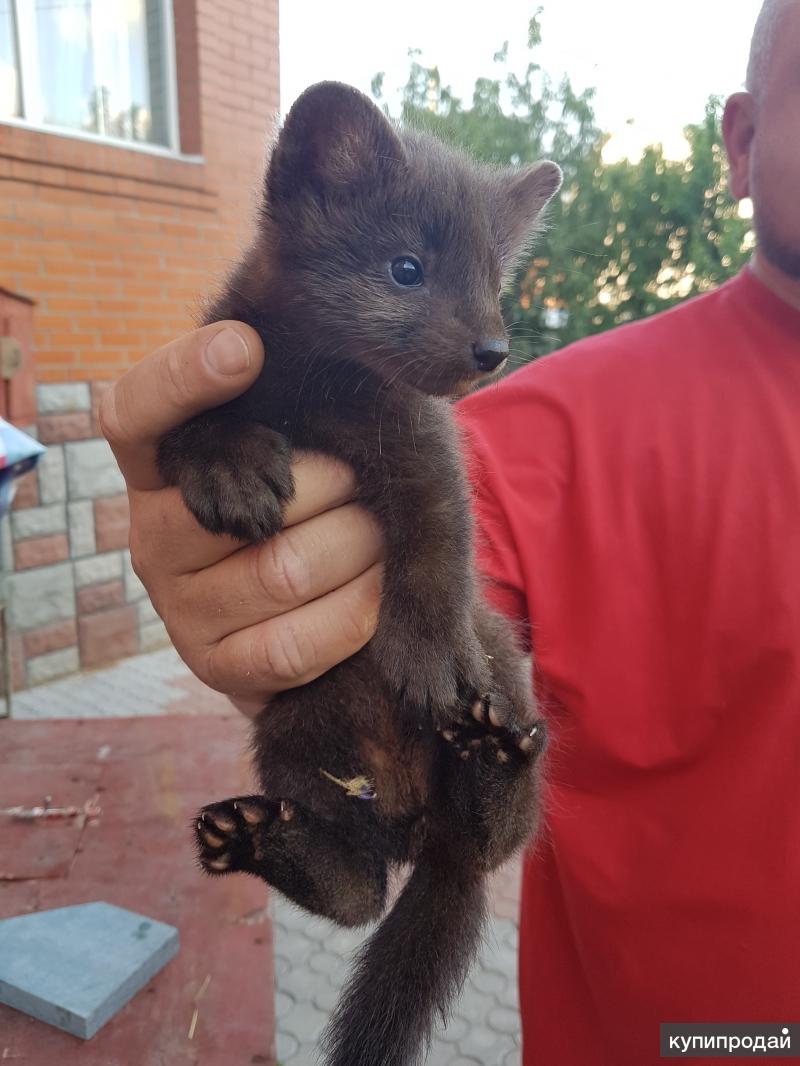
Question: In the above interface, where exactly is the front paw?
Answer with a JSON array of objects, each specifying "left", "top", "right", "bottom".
[
  {"left": 158, "top": 418, "right": 294, "bottom": 542},
  {"left": 372, "top": 624, "right": 490, "bottom": 723}
]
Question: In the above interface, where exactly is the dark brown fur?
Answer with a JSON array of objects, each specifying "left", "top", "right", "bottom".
[{"left": 157, "top": 82, "right": 561, "bottom": 1066}]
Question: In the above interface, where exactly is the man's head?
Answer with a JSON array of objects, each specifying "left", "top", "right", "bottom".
[{"left": 723, "top": 0, "right": 800, "bottom": 279}]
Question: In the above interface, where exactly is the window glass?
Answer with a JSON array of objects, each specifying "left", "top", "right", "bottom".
[
  {"left": 0, "top": 0, "right": 22, "bottom": 118},
  {"left": 2, "top": 0, "right": 172, "bottom": 148},
  {"left": 88, "top": 0, "right": 169, "bottom": 145},
  {"left": 34, "top": 1, "right": 95, "bottom": 133}
]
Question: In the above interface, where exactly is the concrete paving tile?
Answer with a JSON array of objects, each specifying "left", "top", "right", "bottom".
[
  {"left": 280, "top": 964, "right": 323, "bottom": 1003},
  {"left": 275, "top": 989, "right": 294, "bottom": 1019},
  {"left": 426, "top": 1036, "right": 455, "bottom": 1059},
  {"left": 275, "top": 1030, "right": 300, "bottom": 1062},
  {"left": 458, "top": 1026, "right": 517, "bottom": 1063},
  {"left": 498, "top": 920, "right": 519, "bottom": 953},
  {"left": 318, "top": 925, "right": 364, "bottom": 954},
  {"left": 281, "top": 1046, "right": 319, "bottom": 1066},
  {"left": 488, "top": 1004, "right": 522, "bottom": 1038},
  {"left": 435, "top": 1012, "right": 470, "bottom": 1043},
  {"left": 481, "top": 938, "right": 518, "bottom": 980},
  {"left": 279, "top": 905, "right": 326, "bottom": 936},
  {"left": 469, "top": 965, "right": 509, "bottom": 999},
  {"left": 454, "top": 984, "right": 499, "bottom": 1023},
  {"left": 280, "top": 1000, "right": 329, "bottom": 1043},
  {"left": 277, "top": 932, "right": 316, "bottom": 962},
  {"left": 308, "top": 949, "right": 348, "bottom": 980},
  {"left": 311, "top": 982, "right": 339, "bottom": 1014},
  {"left": 425, "top": 1038, "right": 460, "bottom": 1064}
]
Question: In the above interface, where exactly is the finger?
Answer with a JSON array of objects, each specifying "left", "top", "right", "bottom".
[
  {"left": 129, "top": 453, "right": 359, "bottom": 577},
  {"left": 283, "top": 451, "right": 356, "bottom": 527},
  {"left": 101, "top": 322, "right": 264, "bottom": 492},
  {"left": 170, "top": 503, "right": 383, "bottom": 646},
  {"left": 199, "top": 563, "right": 383, "bottom": 700}
]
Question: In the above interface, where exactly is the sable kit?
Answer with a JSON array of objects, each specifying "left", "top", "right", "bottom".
[{"left": 158, "top": 82, "right": 560, "bottom": 1066}]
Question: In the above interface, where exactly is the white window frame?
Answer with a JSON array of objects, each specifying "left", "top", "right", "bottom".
[{"left": 4, "top": 0, "right": 185, "bottom": 158}]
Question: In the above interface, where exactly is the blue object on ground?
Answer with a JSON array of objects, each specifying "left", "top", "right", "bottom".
[
  {"left": 0, "top": 417, "right": 46, "bottom": 517},
  {"left": 0, "top": 901, "right": 179, "bottom": 1039}
]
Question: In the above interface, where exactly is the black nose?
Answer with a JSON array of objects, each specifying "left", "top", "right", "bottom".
[{"left": 473, "top": 338, "right": 509, "bottom": 372}]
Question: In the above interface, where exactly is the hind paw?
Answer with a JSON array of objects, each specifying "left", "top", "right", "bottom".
[
  {"left": 438, "top": 696, "right": 546, "bottom": 765},
  {"left": 195, "top": 796, "right": 292, "bottom": 875}
]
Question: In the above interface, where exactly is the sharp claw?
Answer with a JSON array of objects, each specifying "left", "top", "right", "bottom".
[
  {"left": 238, "top": 803, "right": 263, "bottom": 825},
  {"left": 199, "top": 827, "right": 226, "bottom": 848},
  {"left": 519, "top": 725, "right": 540, "bottom": 753},
  {"left": 205, "top": 810, "right": 235, "bottom": 833}
]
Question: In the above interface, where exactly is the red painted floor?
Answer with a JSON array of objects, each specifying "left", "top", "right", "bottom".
[{"left": 0, "top": 714, "right": 275, "bottom": 1066}]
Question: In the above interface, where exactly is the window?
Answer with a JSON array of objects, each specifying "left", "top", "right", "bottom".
[{"left": 0, "top": 0, "right": 177, "bottom": 150}]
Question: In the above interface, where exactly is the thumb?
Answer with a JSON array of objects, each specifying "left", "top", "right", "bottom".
[{"left": 101, "top": 322, "right": 264, "bottom": 492}]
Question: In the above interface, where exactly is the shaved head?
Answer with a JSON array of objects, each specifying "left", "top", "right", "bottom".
[
  {"left": 733, "top": 0, "right": 800, "bottom": 281},
  {"left": 746, "top": 0, "right": 798, "bottom": 99}
]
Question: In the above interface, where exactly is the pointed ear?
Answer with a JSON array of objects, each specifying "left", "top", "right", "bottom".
[
  {"left": 722, "top": 92, "right": 754, "bottom": 201},
  {"left": 266, "top": 82, "right": 406, "bottom": 207},
  {"left": 494, "top": 160, "right": 563, "bottom": 264}
]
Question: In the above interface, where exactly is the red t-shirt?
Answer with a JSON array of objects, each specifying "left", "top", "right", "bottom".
[{"left": 457, "top": 268, "right": 800, "bottom": 1065}]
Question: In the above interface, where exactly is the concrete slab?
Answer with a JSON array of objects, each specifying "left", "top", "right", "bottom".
[
  {"left": 0, "top": 715, "right": 275, "bottom": 1065},
  {"left": 0, "top": 901, "right": 178, "bottom": 1039}
]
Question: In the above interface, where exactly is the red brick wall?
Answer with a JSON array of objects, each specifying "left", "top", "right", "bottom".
[
  {"left": 0, "top": 0, "right": 280, "bottom": 383},
  {"left": 0, "top": 0, "right": 279, "bottom": 689}
]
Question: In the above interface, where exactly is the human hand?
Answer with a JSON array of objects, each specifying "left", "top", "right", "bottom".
[{"left": 101, "top": 323, "right": 383, "bottom": 717}]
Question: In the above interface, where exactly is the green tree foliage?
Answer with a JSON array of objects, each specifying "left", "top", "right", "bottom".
[{"left": 373, "top": 12, "right": 752, "bottom": 361}]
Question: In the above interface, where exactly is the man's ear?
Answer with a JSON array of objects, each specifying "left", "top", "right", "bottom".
[
  {"left": 493, "top": 161, "right": 563, "bottom": 265},
  {"left": 266, "top": 82, "right": 406, "bottom": 208},
  {"left": 722, "top": 92, "right": 755, "bottom": 201}
]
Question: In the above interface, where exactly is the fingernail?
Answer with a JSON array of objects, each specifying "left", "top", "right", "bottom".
[{"left": 206, "top": 328, "right": 251, "bottom": 375}]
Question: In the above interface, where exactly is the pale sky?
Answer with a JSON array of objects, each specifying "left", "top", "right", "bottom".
[{"left": 280, "top": 0, "right": 764, "bottom": 161}]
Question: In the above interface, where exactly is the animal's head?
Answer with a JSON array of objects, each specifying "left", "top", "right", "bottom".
[{"left": 262, "top": 81, "right": 562, "bottom": 396}]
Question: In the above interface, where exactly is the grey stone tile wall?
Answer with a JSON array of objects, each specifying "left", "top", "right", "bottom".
[
  {"left": 64, "top": 440, "right": 126, "bottom": 499},
  {"left": 73, "top": 551, "right": 124, "bottom": 589},
  {"left": 8, "top": 563, "right": 75, "bottom": 629},
  {"left": 4, "top": 382, "right": 170, "bottom": 691},
  {"left": 11, "top": 502, "right": 67, "bottom": 540},
  {"left": 67, "top": 500, "right": 96, "bottom": 558},
  {"left": 36, "top": 383, "right": 91, "bottom": 414},
  {"left": 37, "top": 444, "right": 66, "bottom": 504}
]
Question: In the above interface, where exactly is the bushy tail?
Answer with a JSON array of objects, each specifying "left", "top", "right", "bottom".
[{"left": 321, "top": 849, "right": 486, "bottom": 1066}]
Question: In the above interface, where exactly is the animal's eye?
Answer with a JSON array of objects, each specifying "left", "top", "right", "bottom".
[{"left": 390, "top": 256, "right": 424, "bottom": 288}]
